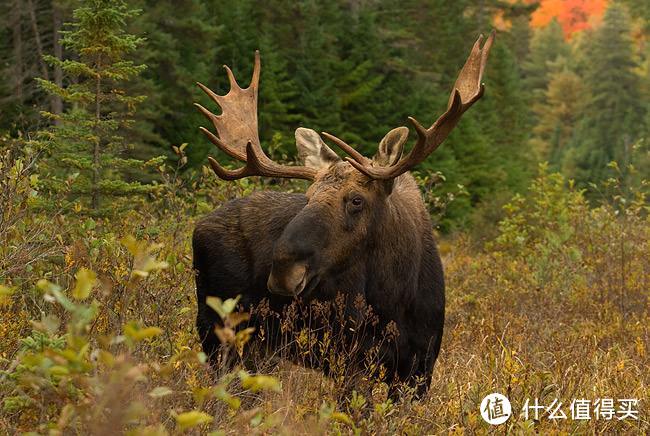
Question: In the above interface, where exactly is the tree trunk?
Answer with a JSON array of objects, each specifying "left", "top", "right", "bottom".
[
  {"left": 26, "top": 0, "right": 49, "bottom": 82},
  {"left": 51, "top": 1, "right": 63, "bottom": 123},
  {"left": 92, "top": 71, "right": 101, "bottom": 211},
  {"left": 11, "top": 0, "right": 24, "bottom": 103}
]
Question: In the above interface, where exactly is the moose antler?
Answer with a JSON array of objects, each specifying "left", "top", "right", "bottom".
[
  {"left": 195, "top": 51, "right": 317, "bottom": 181},
  {"left": 329, "top": 31, "right": 495, "bottom": 180}
]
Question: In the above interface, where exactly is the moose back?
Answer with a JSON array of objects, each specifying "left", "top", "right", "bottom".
[{"left": 192, "top": 33, "right": 494, "bottom": 396}]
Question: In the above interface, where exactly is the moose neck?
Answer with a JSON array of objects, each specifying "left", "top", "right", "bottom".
[{"left": 364, "top": 173, "right": 428, "bottom": 310}]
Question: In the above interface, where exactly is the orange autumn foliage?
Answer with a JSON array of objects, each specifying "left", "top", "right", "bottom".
[{"left": 531, "top": 0, "right": 608, "bottom": 38}]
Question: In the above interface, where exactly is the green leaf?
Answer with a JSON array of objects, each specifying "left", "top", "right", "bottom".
[
  {"left": 49, "top": 365, "right": 70, "bottom": 376},
  {"left": 83, "top": 218, "right": 96, "bottom": 230},
  {"left": 38, "top": 279, "right": 76, "bottom": 311},
  {"left": 206, "top": 296, "right": 240, "bottom": 320},
  {"left": 37, "top": 279, "right": 61, "bottom": 294},
  {"left": 121, "top": 235, "right": 169, "bottom": 277},
  {"left": 72, "top": 267, "right": 97, "bottom": 300},
  {"left": 331, "top": 411, "right": 354, "bottom": 427}
]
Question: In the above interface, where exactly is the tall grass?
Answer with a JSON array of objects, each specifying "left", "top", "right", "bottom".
[{"left": 0, "top": 140, "right": 648, "bottom": 433}]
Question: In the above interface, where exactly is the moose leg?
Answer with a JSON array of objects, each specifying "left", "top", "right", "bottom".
[
  {"left": 388, "top": 356, "right": 430, "bottom": 400},
  {"left": 196, "top": 303, "right": 220, "bottom": 365},
  {"left": 404, "top": 331, "right": 443, "bottom": 399}
]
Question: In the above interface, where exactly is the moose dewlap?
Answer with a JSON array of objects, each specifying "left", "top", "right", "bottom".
[{"left": 192, "top": 32, "right": 494, "bottom": 397}]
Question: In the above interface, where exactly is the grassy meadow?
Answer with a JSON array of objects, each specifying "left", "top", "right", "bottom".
[{"left": 1, "top": 142, "right": 647, "bottom": 434}]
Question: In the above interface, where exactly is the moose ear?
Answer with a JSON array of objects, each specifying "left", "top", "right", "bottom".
[
  {"left": 295, "top": 127, "right": 341, "bottom": 170},
  {"left": 374, "top": 126, "right": 409, "bottom": 166}
]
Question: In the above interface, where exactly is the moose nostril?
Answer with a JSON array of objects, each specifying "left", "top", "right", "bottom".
[
  {"left": 267, "top": 273, "right": 292, "bottom": 296},
  {"left": 267, "top": 263, "right": 308, "bottom": 296}
]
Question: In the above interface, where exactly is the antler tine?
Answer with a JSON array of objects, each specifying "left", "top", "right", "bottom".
[
  {"left": 249, "top": 50, "right": 261, "bottom": 90},
  {"left": 196, "top": 81, "right": 222, "bottom": 105},
  {"left": 343, "top": 31, "right": 495, "bottom": 180},
  {"left": 207, "top": 141, "right": 316, "bottom": 181},
  {"left": 195, "top": 51, "right": 261, "bottom": 162},
  {"left": 197, "top": 125, "right": 247, "bottom": 162},
  {"left": 197, "top": 51, "right": 318, "bottom": 181},
  {"left": 320, "top": 132, "right": 370, "bottom": 164},
  {"left": 223, "top": 65, "right": 239, "bottom": 89}
]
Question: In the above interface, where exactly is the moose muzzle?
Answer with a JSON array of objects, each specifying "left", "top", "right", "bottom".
[{"left": 267, "top": 262, "right": 309, "bottom": 297}]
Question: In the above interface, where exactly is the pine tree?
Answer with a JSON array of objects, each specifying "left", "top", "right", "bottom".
[
  {"left": 481, "top": 40, "right": 531, "bottom": 190},
  {"left": 621, "top": 0, "right": 650, "bottom": 32},
  {"left": 335, "top": 9, "right": 383, "bottom": 147},
  {"left": 291, "top": 0, "right": 344, "bottom": 134},
  {"left": 38, "top": 0, "right": 152, "bottom": 213},
  {"left": 564, "top": 2, "right": 644, "bottom": 187},
  {"left": 131, "top": 0, "right": 221, "bottom": 166},
  {"left": 522, "top": 19, "right": 569, "bottom": 101},
  {"left": 530, "top": 61, "right": 588, "bottom": 166},
  {"left": 334, "top": 2, "right": 404, "bottom": 152},
  {"left": 256, "top": 33, "right": 300, "bottom": 158}
]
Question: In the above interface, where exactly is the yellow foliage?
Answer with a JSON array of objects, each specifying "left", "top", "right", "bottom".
[
  {"left": 239, "top": 371, "right": 282, "bottom": 393},
  {"left": 174, "top": 410, "right": 214, "bottom": 431},
  {"left": 0, "top": 284, "right": 14, "bottom": 306},
  {"left": 1, "top": 155, "right": 647, "bottom": 434},
  {"left": 72, "top": 267, "right": 96, "bottom": 300},
  {"left": 124, "top": 321, "right": 163, "bottom": 341}
]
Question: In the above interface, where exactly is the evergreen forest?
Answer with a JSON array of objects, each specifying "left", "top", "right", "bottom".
[{"left": 0, "top": 0, "right": 648, "bottom": 433}]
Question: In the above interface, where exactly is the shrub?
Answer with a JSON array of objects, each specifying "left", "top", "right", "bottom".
[{"left": 0, "top": 149, "right": 647, "bottom": 433}]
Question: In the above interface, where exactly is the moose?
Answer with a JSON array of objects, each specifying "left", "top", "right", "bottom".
[{"left": 192, "top": 32, "right": 494, "bottom": 397}]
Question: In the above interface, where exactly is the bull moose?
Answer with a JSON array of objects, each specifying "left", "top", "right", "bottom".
[{"left": 192, "top": 32, "right": 494, "bottom": 396}]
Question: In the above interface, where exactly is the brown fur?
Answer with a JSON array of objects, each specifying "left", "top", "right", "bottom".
[
  {"left": 192, "top": 33, "right": 497, "bottom": 397},
  {"left": 193, "top": 159, "right": 445, "bottom": 397}
]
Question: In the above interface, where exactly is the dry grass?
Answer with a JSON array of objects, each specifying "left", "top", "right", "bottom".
[{"left": 0, "top": 144, "right": 648, "bottom": 434}]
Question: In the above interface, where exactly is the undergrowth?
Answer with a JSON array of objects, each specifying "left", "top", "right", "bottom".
[{"left": 0, "top": 139, "right": 648, "bottom": 434}]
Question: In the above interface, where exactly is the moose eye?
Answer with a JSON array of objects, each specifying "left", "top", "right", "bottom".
[{"left": 348, "top": 196, "right": 364, "bottom": 213}]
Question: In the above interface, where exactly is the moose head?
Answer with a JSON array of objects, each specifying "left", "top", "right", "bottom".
[{"left": 195, "top": 32, "right": 494, "bottom": 298}]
